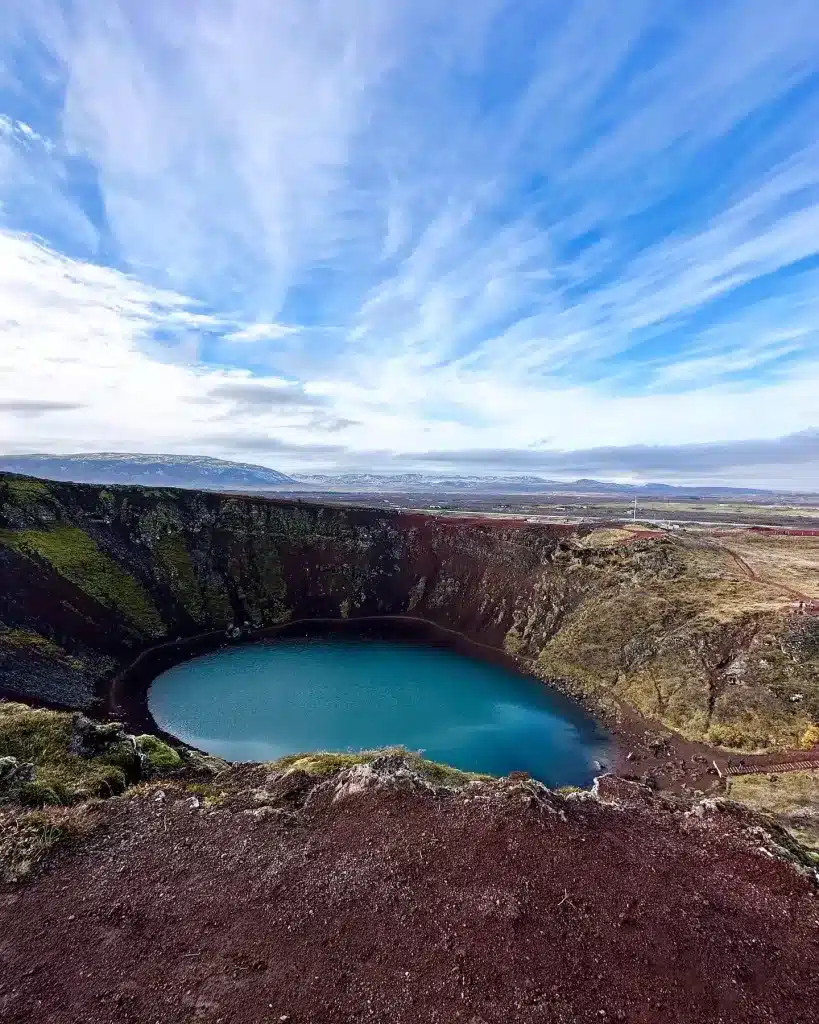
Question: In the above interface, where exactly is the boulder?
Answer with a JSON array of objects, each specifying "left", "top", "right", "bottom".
[{"left": 69, "top": 713, "right": 128, "bottom": 757}]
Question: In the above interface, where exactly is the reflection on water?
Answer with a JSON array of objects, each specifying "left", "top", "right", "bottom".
[{"left": 149, "top": 637, "right": 609, "bottom": 786}]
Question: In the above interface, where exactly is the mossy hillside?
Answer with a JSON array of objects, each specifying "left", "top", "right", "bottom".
[
  {"left": 3, "top": 477, "right": 51, "bottom": 502},
  {"left": 0, "top": 525, "right": 164, "bottom": 637},
  {"left": 0, "top": 703, "right": 135, "bottom": 804},
  {"left": 154, "top": 533, "right": 205, "bottom": 623},
  {"left": 522, "top": 542, "right": 818, "bottom": 751},
  {"left": 0, "top": 629, "right": 80, "bottom": 666},
  {"left": 0, "top": 476, "right": 59, "bottom": 527}
]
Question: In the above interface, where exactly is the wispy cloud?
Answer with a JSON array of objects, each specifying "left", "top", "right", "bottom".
[
  {"left": 1, "top": 1, "right": 819, "bottom": 484},
  {"left": 0, "top": 398, "right": 85, "bottom": 416}
]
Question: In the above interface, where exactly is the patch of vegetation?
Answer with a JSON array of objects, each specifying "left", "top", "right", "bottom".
[
  {"left": 270, "top": 747, "right": 491, "bottom": 786},
  {"left": 0, "top": 803, "right": 99, "bottom": 882},
  {"left": 126, "top": 779, "right": 226, "bottom": 807},
  {"left": 203, "top": 579, "right": 234, "bottom": 626},
  {"left": 532, "top": 539, "right": 819, "bottom": 751},
  {"left": 504, "top": 626, "right": 524, "bottom": 656},
  {"left": 0, "top": 525, "right": 164, "bottom": 636},
  {"left": 727, "top": 771, "right": 819, "bottom": 857},
  {"left": 0, "top": 629, "right": 84, "bottom": 676},
  {"left": 576, "top": 527, "right": 643, "bottom": 549},
  {"left": 154, "top": 533, "right": 204, "bottom": 622},
  {"left": 135, "top": 734, "right": 183, "bottom": 774},
  {"left": 0, "top": 702, "right": 135, "bottom": 805},
  {"left": 800, "top": 723, "right": 819, "bottom": 750},
  {"left": 4, "top": 477, "right": 51, "bottom": 502},
  {"left": 178, "top": 780, "right": 226, "bottom": 806},
  {"left": 1, "top": 628, "right": 65, "bottom": 656}
]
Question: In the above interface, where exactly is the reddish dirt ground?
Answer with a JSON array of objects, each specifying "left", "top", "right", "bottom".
[{"left": 2, "top": 768, "right": 818, "bottom": 1024}]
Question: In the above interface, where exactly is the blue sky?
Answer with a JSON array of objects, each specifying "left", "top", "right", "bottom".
[{"left": 2, "top": 0, "right": 819, "bottom": 486}]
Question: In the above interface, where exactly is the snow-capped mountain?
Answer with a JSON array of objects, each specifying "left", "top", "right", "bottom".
[{"left": 0, "top": 453, "right": 295, "bottom": 490}]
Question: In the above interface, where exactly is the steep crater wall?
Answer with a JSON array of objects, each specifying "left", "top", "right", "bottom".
[{"left": 1, "top": 473, "right": 817, "bottom": 752}]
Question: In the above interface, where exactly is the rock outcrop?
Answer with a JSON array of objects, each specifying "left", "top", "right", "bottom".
[{"left": 1, "top": 472, "right": 817, "bottom": 751}]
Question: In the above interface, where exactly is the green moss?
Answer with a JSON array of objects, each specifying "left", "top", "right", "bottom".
[
  {"left": 135, "top": 734, "right": 183, "bottom": 773},
  {"left": 0, "top": 703, "right": 134, "bottom": 805},
  {"left": 179, "top": 781, "right": 226, "bottom": 806},
  {"left": 0, "top": 525, "right": 164, "bottom": 636},
  {"left": 155, "top": 533, "right": 204, "bottom": 622},
  {"left": 0, "top": 629, "right": 65, "bottom": 658},
  {"left": 270, "top": 746, "right": 490, "bottom": 785},
  {"left": 270, "top": 750, "right": 377, "bottom": 776},
  {"left": 4, "top": 477, "right": 50, "bottom": 501},
  {"left": 200, "top": 576, "right": 234, "bottom": 626}
]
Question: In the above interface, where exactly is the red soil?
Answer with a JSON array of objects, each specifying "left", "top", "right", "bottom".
[{"left": 2, "top": 769, "right": 817, "bottom": 1024}]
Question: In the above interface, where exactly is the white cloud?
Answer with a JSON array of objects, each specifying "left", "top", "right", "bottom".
[
  {"left": 1, "top": 1, "right": 819, "bottom": 485},
  {"left": 227, "top": 323, "right": 301, "bottom": 344}
]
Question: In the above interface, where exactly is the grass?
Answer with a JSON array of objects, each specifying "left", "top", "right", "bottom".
[
  {"left": 727, "top": 771, "right": 819, "bottom": 856},
  {"left": 3, "top": 477, "right": 51, "bottom": 502},
  {"left": 718, "top": 532, "right": 819, "bottom": 599},
  {"left": 126, "top": 778, "right": 226, "bottom": 807},
  {"left": 0, "top": 525, "right": 164, "bottom": 636},
  {"left": 0, "top": 702, "right": 136, "bottom": 805},
  {"left": 530, "top": 538, "right": 819, "bottom": 751},
  {"left": 0, "top": 803, "right": 100, "bottom": 883},
  {"left": 0, "top": 628, "right": 80, "bottom": 668},
  {"left": 576, "top": 527, "right": 648, "bottom": 549},
  {"left": 0, "top": 628, "right": 62, "bottom": 654},
  {"left": 270, "top": 747, "right": 492, "bottom": 785}
]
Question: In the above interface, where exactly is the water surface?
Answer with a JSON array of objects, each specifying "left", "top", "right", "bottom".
[{"left": 149, "top": 636, "right": 609, "bottom": 786}]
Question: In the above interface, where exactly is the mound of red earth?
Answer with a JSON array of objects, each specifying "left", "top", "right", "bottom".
[{"left": 2, "top": 757, "right": 818, "bottom": 1024}]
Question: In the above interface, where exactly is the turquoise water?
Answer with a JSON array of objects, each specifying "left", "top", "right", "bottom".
[{"left": 148, "top": 637, "right": 609, "bottom": 786}]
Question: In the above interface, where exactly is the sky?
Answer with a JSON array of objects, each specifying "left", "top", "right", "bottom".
[{"left": 1, "top": 1, "right": 819, "bottom": 487}]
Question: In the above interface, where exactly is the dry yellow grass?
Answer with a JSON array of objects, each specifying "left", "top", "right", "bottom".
[
  {"left": 718, "top": 532, "right": 819, "bottom": 599},
  {"left": 727, "top": 771, "right": 819, "bottom": 855},
  {"left": 575, "top": 527, "right": 652, "bottom": 549},
  {"left": 530, "top": 535, "right": 819, "bottom": 751}
]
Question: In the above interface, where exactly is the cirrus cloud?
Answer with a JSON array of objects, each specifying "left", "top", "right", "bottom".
[{"left": 1, "top": 1, "right": 819, "bottom": 487}]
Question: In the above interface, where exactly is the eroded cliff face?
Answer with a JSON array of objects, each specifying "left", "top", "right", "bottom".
[{"left": 1, "top": 473, "right": 817, "bottom": 751}]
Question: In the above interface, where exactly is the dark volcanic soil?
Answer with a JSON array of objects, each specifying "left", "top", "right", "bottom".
[{"left": 2, "top": 766, "right": 818, "bottom": 1024}]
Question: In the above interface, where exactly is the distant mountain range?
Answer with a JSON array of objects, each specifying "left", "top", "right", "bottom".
[
  {"left": 1, "top": 454, "right": 812, "bottom": 501},
  {"left": 288, "top": 472, "right": 801, "bottom": 500},
  {"left": 0, "top": 453, "right": 295, "bottom": 490}
]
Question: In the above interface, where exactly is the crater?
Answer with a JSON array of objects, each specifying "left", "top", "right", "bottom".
[{"left": 146, "top": 621, "right": 610, "bottom": 786}]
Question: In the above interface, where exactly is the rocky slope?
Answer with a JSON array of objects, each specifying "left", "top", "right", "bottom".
[
  {"left": 1, "top": 472, "right": 818, "bottom": 751},
  {"left": 1, "top": 741, "right": 817, "bottom": 1024}
]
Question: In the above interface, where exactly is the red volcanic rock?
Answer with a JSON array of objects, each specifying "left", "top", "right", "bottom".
[{"left": 1, "top": 758, "right": 817, "bottom": 1024}]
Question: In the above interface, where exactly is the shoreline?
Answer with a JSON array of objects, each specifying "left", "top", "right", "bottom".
[
  {"left": 6, "top": 614, "right": 756, "bottom": 794},
  {"left": 106, "top": 614, "right": 616, "bottom": 768}
]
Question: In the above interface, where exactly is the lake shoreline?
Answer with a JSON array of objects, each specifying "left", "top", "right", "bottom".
[{"left": 105, "top": 615, "right": 616, "bottom": 775}]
